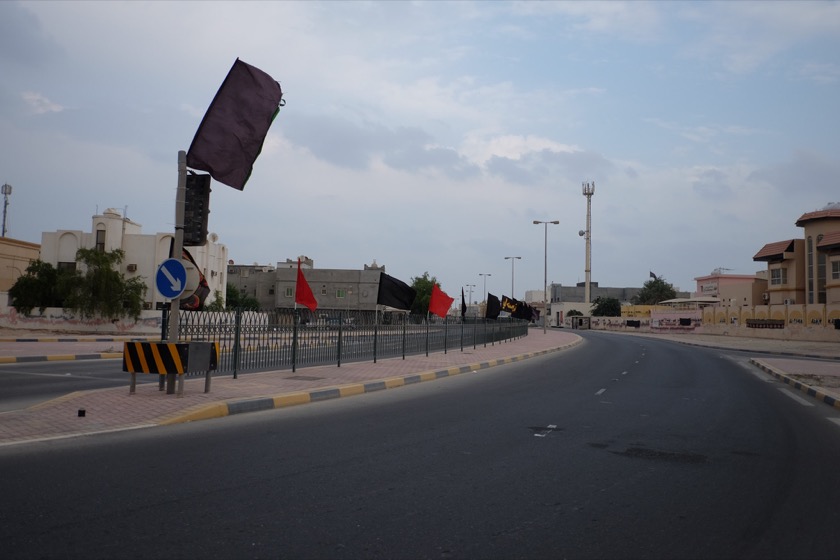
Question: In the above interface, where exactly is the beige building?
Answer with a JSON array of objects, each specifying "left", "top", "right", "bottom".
[
  {"left": 39, "top": 208, "right": 228, "bottom": 310},
  {"left": 693, "top": 269, "right": 767, "bottom": 307},
  {"left": 753, "top": 203, "right": 840, "bottom": 306},
  {"left": 0, "top": 237, "right": 40, "bottom": 293}
]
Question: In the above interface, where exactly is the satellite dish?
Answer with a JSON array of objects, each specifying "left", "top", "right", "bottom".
[
  {"left": 578, "top": 230, "right": 585, "bottom": 237},
  {"left": 209, "top": 232, "right": 218, "bottom": 243}
]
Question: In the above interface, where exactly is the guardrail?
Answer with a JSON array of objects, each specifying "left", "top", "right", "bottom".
[{"left": 162, "top": 308, "right": 529, "bottom": 377}]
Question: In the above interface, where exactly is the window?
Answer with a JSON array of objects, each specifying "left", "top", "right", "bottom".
[
  {"left": 285, "top": 287, "right": 293, "bottom": 298},
  {"left": 95, "top": 229, "right": 106, "bottom": 252},
  {"left": 57, "top": 261, "right": 76, "bottom": 272},
  {"left": 321, "top": 288, "right": 327, "bottom": 296},
  {"left": 336, "top": 289, "right": 346, "bottom": 298},
  {"left": 770, "top": 268, "right": 787, "bottom": 286},
  {"left": 832, "top": 261, "right": 840, "bottom": 281}
]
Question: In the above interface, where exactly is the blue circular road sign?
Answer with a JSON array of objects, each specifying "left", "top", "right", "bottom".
[{"left": 156, "top": 258, "right": 187, "bottom": 299}]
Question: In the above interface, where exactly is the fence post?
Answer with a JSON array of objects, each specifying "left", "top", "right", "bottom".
[
  {"left": 292, "top": 308, "right": 299, "bottom": 373},
  {"left": 402, "top": 315, "right": 407, "bottom": 360},
  {"left": 425, "top": 317, "right": 429, "bottom": 357},
  {"left": 374, "top": 319, "right": 378, "bottom": 364},
  {"left": 232, "top": 307, "right": 242, "bottom": 379},
  {"left": 444, "top": 316, "right": 448, "bottom": 354},
  {"left": 337, "top": 310, "right": 343, "bottom": 368}
]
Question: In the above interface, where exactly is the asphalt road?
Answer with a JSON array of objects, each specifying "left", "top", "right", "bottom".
[{"left": 1, "top": 332, "right": 839, "bottom": 559}]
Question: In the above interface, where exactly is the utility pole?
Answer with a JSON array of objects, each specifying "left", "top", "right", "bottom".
[
  {"left": 1, "top": 183, "right": 12, "bottom": 237},
  {"left": 582, "top": 181, "right": 595, "bottom": 305}
]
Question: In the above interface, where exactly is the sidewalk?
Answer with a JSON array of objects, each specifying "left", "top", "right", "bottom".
[{"left": 1, "top": 330, "right": 838, "bottom": 448}]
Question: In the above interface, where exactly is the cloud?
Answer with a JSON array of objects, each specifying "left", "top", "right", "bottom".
[{"left": 21, "top": 92, "right": 63, "bottom": 115}]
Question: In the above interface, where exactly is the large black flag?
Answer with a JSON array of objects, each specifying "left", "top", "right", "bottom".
[
  {"left": 501, "top": 295, "right": 519, "bottom": 315},
  {"left": 485, "top": 293, "right": 501, "bottom": 319},
  {"left": 377, "top": 273, "right": 416, "bottom": 311},
  {"left": 186, "top": 58, "right": 284, "bottom": 191},
  {"left": 461, "top": 288, "right": 467, "bottom": 318}
]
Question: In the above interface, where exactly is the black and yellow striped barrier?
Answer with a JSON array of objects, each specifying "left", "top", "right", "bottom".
[{"left": 123, "top": 342, "right": 219, "bottom": 395}]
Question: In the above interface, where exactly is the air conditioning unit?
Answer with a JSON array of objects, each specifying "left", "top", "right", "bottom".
[{"left": 127, "top": 264, "right": 137, "bottom": 272}]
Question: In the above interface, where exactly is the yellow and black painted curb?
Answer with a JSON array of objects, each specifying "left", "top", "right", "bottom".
[
  {"left": 750, "top": 358, "right": 840, "bottom": 411},
  {"left": 158, "top": 338, "right": 583, "bottom": 426}
]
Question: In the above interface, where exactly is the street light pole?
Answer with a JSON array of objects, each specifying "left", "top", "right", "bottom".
[
  {"left": 466, "top": 284, "right": 475, "bottom": 315},
  {"left": 479, "top": 273, "right": 491, "bottom": 304},
  {"left": 504, "top": 256, "right": 521, "bottom": 299},
  {"left": 533, "top": 220, "right": 559, "bottom": 334}
]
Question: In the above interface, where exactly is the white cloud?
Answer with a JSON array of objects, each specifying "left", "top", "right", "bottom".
[{"left": 21, "top": 91, "right": 63, "bottom": 115}]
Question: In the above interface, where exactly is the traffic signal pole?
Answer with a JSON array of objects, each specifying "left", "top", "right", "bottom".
[
  {"left": 162, "top": 151, "right": 187, "bottom": 394},
  {"left": 168, "top": 151, "right": 187, "bottom": 344}
]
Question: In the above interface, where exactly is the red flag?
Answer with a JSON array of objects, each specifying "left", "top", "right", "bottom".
[
  {"left": 429, "top": 284, "right": 454, "bottom": 318},
  {"left": 295, "top": 259, "right": 318, "bottom": 312}
]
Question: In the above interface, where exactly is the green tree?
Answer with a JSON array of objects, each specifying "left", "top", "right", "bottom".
[
  {"left": 567, "top": 309, "right": 583, "bottom": 317},
  {"left": 204, "top": 289, "right": 226, "bottom": 312},
  {"left": 591, "top": 296, "right": 621, "bottom": 317},
  {"left": 8, "top": 260, "right": 69, "bottom": 314},
  {"left": 62, "top": 248, "right": 147, "bottom": 320},
  {"left": 631, "top": 276, "right": 678, "bottom": 305},
  {"left": 225, "top": 283, "right": 259, "bottom": 310},
  {"left": 409, "top": 271, "right": 440, "bottom": 316}
]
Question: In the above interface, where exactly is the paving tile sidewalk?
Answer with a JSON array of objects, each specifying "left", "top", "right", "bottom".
[{"left": 0, "top": 330, "right": 582, "bottom": 447}]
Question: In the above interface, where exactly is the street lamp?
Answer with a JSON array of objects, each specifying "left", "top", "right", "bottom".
[
  {"left": 533, "top": 220, "right": 559, "bottom": 334},
  {"left": 479, "top": 273, "right": 491, "bottom": 303},
  {"left": 504, "top": 256, "right": 521, "bottom": 298},
  {"left": 465, "top": 284, "right": 475, "bottom": 314}
]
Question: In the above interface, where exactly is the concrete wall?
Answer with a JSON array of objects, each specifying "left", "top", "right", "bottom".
[{"left": 0, "top": 301, "right": 162, "bottom": 335}]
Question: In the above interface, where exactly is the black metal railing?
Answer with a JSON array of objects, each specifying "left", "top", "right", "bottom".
[{"left": 162, "top": 308, "right": 529, "bottom": 377}]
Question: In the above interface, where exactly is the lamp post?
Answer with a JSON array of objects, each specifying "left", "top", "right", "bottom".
[
  {"left": 465, "top": 284, "right": 475, "bottom": 315},
  {"left": 533, "top": 220, "right": 559, "bottom": 334},
  {"left": 504, "top": 256, "right": 521, "bottom": 299},
  {"left": 479, "top": 273, "right": 491, "bottom": 303}
]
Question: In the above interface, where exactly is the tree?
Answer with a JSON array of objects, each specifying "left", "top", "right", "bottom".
[
  {"left": 631, "top": 276, "right": 678, "bottom": 305},
  {"left": 567, "top": 309, "right": 583, "bottom": 317},
  {"left": 591, "top": 296, "right": 621, "bottom": 317},
  {"left": 8, "top": 260, "right": 69, "bottom": 315},
  {"left": 204, "top": 289, "right": 226, "bottom": 312},
  {"left": 225, "top": 283, "right": 259, "bottom": 310},
  {"left": 62, "top": 248, "right": 147, "bottom": 320},
  {"left": 409, "top": 271, "right": 440, "bottom": 316}
]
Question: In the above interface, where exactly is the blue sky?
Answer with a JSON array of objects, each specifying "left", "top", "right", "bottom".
[{"left": 1, "top": 1, "right": 839, "bottom": 302}]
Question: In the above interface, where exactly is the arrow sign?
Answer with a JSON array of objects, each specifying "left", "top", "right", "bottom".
[{"left": 156, "top": 258, "right": 187, "bottom": 299}]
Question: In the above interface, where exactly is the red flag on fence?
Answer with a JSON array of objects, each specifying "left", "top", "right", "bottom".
[
  {"left": 429, "top": 284, "right": 454, "bottom": 318},
  {"left": 295, "top": 259, "right": 318, "bottom": 312}
]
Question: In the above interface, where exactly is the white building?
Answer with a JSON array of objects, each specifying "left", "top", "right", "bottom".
[{"left": 39, "top": 208, "right": 228, "bottom": 310}]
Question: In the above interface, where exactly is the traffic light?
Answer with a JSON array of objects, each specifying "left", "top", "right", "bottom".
[{"left": 184, "top": 173, "right": 211, "bottom": 246}]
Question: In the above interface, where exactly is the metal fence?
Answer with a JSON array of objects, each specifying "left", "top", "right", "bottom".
[{"left": 162, "top": 308, "right": 529, "bottom": 377}]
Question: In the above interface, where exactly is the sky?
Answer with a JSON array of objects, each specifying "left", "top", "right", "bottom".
[{"left": 2, "top": 1, "right": 839, "bottom": 302}]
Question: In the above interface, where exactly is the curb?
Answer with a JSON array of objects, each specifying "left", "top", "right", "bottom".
[
  {"left": 750, "top": 358, "right": 840, "bottom": 411},
  {"left": 0, "top": 353, "right": 124, "bottom": 364},
  {"left": 158, "top": 339, "right": 583, "bottom": 426}
]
